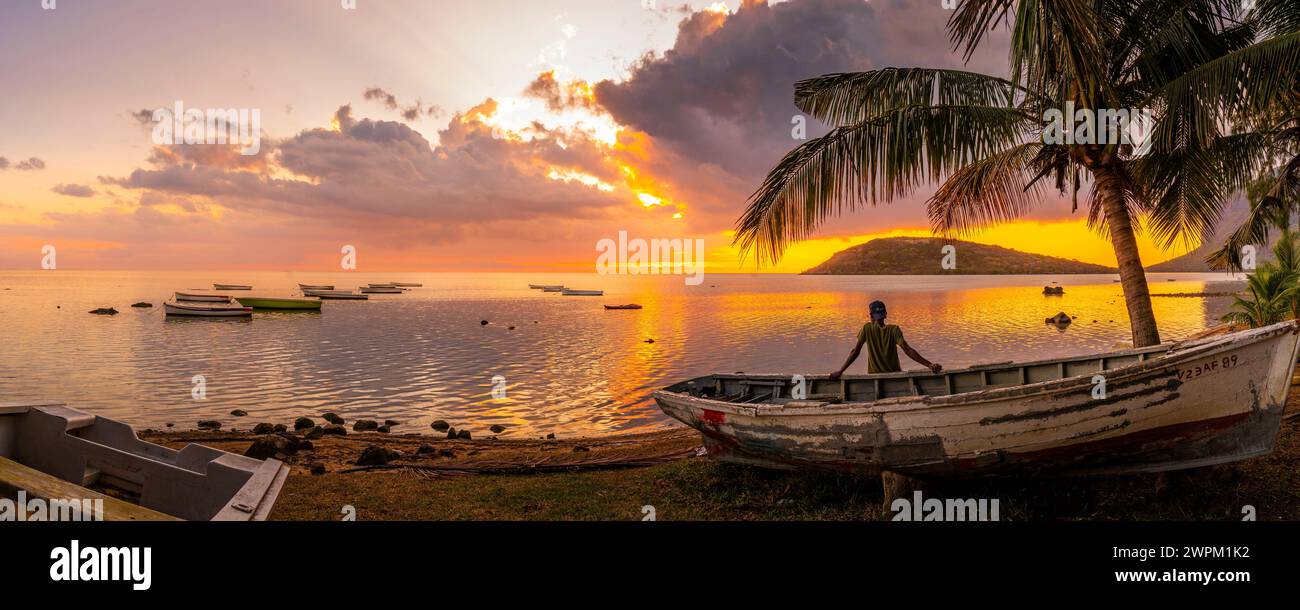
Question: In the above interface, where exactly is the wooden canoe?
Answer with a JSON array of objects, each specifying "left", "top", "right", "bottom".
[
  {"left": 0, "top": 402, "right": 287, "bottom": 520},
  {"left": 562, "top": 289, "right": 603, "bottom": 296},
  {"left": 604, "top": 304, "right": 643, "bottom": 310},
  {"left": 213, "top": 284, "right": 252, "bottom": 291},
  {"left": 654, "top": 321, "right": 1300, "bottom": 478},
  {"left": 234, "top": 297, "right": 322, "bottom": 310},
  {"left": 391, "top": 282, "right": 423, "bottom": 287},
  {"left": 164, "top": 301, "right": 252, "bottom": 317},
  {"left": 298, "top": 284, "right": 335, "bottom": 291},
  {"left": 529, "top": 284, "right": 564, "bottom": 290},
  {"left": 174, "top": 292, "right": 232, "bottom": 303}
]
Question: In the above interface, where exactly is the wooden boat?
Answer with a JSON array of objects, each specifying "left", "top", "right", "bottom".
[
  {"left": 604, "top": 304, "right": 643, "bottom": 310},
  {"left": 174, "top": 292, "right": 232, "bottom": 303},
  {"left": 164, "top": 301, "right": 252, "bottom": 317},
  {"left": 304, "top": 290, "right": 368, "bottom": 300},
  {"left": 654, "top": 321, "right": 1300, "bottom": 478},
  {"left": 234, "top": 297, "right": 322, "bottom": 310},
  {"left": 213, "top": 284, "right": 252, "bottom": 291},
  {"left": 0, "top": 402, "right": 287, "bottom": 520},
  {"left": 298, "top": 284, "right": 335, "bottom": 291},
  {"left": 562, "top": 289, "right": 603, "bottom": 296},
  {"left": 542, "top": 286, "right": 566, "bottom": 292},
  {"left": 391, "top": 282, "right": 423, "bottom": 288},
  {"left": 529, "top": 284, "right": 564, "bottom": 290},
  {"left": 368, "top": 283, "right": 398, "bottom": 288},
  {"left": 360, "top": 286, "right": 402, "bottom": 294}
]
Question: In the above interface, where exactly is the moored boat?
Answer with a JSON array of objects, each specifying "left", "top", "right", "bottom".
[
  {"left": 360, "top": 286, "right": 402, "bottom": 294},
  {"left": 298, "top": 284, "right": 335, "bottom": 291},
  {"left": 174, "top": 292, "right": 233, "bottom": 303},
  {"left": 303, "top": 289, "right": 368, "bottom": 300},
  {"left": 654, "top": 321, "right": 1300, "bottom": 478},
  {"left": 234, "top": 297, "right": 323, "bottom": 310},
  {"left": 368, "top": 283, "right": 398, "bottom": 288},
  {"left": 529, "top": 284, "right": 564, "bottom": 290},
  {"left": 0, "top": 402, "right": 288, "bottom": 520},
  {"left": 562, "top": 289, "right": 603, "bottom": 296},
  {"left": 541, "top": 286, "right": 566, "bottom": 292},
  {"left": 391, "top": 282, "right": 423, "bottom": 288},
  {"left": 604, "top": 304, "right": 643, "bottom": 310},
  {"left": 213, "top": 284, "right": 252, "bottom": 291},
  {"left": 164, "top": 301, "right": 253, "bottom": 317}
]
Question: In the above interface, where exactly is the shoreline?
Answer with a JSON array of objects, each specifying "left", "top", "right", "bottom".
[{"left": 141, "top": 390, "right": 1300, "bottom": 520}]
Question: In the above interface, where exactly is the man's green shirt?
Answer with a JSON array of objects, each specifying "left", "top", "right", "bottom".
[{"left": 857, "top": 323, "right": 904, "bottom": 373}]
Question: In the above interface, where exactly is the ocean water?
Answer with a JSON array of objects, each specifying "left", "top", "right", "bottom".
[{"left": 0, "top": 271, "right": 1242, "bottom": 438}]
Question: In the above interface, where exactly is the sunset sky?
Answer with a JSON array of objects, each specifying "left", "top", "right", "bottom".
[{"left": 0, "top": 0, "right": 1198, "bottom": 272}]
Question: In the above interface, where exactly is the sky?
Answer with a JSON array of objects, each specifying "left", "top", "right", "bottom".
[{"left": 0, "top": 0, "right": 1199, "bottom": 272}]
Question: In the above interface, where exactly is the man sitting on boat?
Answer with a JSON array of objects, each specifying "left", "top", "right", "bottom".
[{"left": 829, "top": 300, "right": 942, "bottom": 378}]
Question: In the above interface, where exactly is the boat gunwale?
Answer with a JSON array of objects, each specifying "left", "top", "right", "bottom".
[{"left": 654, "top": 322, "right": 1299, "bottom": 417}]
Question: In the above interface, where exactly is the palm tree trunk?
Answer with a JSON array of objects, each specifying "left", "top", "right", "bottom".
[{"left": 1094, "top": 165, "right": 1161, "bottom": 347}]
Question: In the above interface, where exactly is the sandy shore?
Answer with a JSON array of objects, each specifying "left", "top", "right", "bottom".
[{"left": 141, "top": 392, "right": 1300, "bottom": 521}]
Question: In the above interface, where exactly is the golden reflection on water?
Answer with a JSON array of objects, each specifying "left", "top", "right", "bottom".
[{"left": 0, "top": 271, "right": 1241, "bottom": 437}]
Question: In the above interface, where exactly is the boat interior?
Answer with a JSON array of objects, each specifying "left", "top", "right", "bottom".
[
  {"left": 667, "top": 343, "right": 1176, "bottom": 405},
  {"left": 0, "top": 402, "right": 287, "bottom": 521}
]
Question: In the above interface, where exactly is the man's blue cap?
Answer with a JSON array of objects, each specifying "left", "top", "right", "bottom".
[{"left": 869, "top": 300, "right": 887, "bottom": 321}]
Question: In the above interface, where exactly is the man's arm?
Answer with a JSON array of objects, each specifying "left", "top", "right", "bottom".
[
  {"left": 829, "top": 339, "right": 866, "bottom": 380},
  {"left": 901, "top": 340, "right": 942, "bottom": 374}
]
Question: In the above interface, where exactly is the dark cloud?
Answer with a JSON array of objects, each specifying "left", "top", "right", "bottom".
[
  {"left": 51, "top": 184, "right": 95, "bottom": 198},
  {"left": 523, "top": 71, "right": 597, "bottom": 113},
  {"left": 0, "top": 156, "right": 45, "bottom": 171},
  {"left": 588, "top": 0, "right": 1007, "bottom": 234},
  {"left": 364, "top": 87, "right": 446, "bottom": 122}
]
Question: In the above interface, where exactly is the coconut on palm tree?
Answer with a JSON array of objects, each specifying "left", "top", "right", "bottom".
[{"left": 735, "top": 0, "right": 1300, "bottom": 347}]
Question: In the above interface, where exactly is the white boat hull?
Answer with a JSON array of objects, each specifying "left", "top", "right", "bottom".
[
  {"left": 654, "top": 322, "right": 1300, "bottom": 477},
  {"left": 164, "top": 302, "right": 252, "bottom": 317}
]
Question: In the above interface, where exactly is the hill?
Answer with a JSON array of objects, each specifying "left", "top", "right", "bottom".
[{"left": 802, "top": 237, "right": 1116, "bottom": 275}]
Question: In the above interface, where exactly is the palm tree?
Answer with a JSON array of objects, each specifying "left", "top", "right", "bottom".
[
  {"left": 735, "top": 0, "right": 1300, "bottom": 347},
  {"left": 1221, "top": 261, "right": 1299, "bottom": 327}
]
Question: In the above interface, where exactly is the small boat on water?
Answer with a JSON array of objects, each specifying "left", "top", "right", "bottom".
[
  {"left": 368, "top": 283, "right": 398, "bottom": 288},
  {"left": 174, "top": 292, "right": 233, "bottom": 303},
  {"left": 655, "top": 321, "right": 1300, "bottom": 478},
  {"left": 360, "top": 286, "right": 402, "bottom": 294},
  {"left": 298, "top": 284, "right": 335, "bottom": 291},
  {"left": 562, "top": 289, "right": 603, "bottom": 296},
  {"left": 234, "top": 297, "right": 323, "bottom": 311},
  {"left": 391, "top": 282, "right": 423, "bottom": 288},
  {"left": 541, "top": 286, "right": 566, "bottom": 292},
  {"left": 213, "top": 284, "right": 252, "bottom": 291},
  {"left": 302, "top": 289, "right": 367, "bottom": 299},
  {"left": 164, "top": 301, "right": 252, "bottom": 317},
  {"left": 604, "top": 304, "right": 643, "bottom": 310},
  {"left": 529, "top": 284, "right": 564, "bottom": 290},
  {"left": 0, "top": 402, "right": 288, "bottom": 520}
]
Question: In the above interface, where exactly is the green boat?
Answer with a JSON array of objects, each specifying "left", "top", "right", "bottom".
[{"left": 234, "top": 297, "right": 323, "bottom": 311}]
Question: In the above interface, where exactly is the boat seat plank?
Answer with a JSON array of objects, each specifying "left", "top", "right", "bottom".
[{"left": 0, "top": 456, "right": 179, "bottom": 521}]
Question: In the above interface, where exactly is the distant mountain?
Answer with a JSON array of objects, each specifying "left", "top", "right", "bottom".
[
  {"left": 1146, "top": 193, "right": 1261, "bottom": 272},
  {"left": 802, "top": 237, "right": 1116, "bottom": 275}
]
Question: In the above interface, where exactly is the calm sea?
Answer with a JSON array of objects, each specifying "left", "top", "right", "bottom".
[{"left": 0, "top": 271, "right": 1243, "bottom": 438}]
